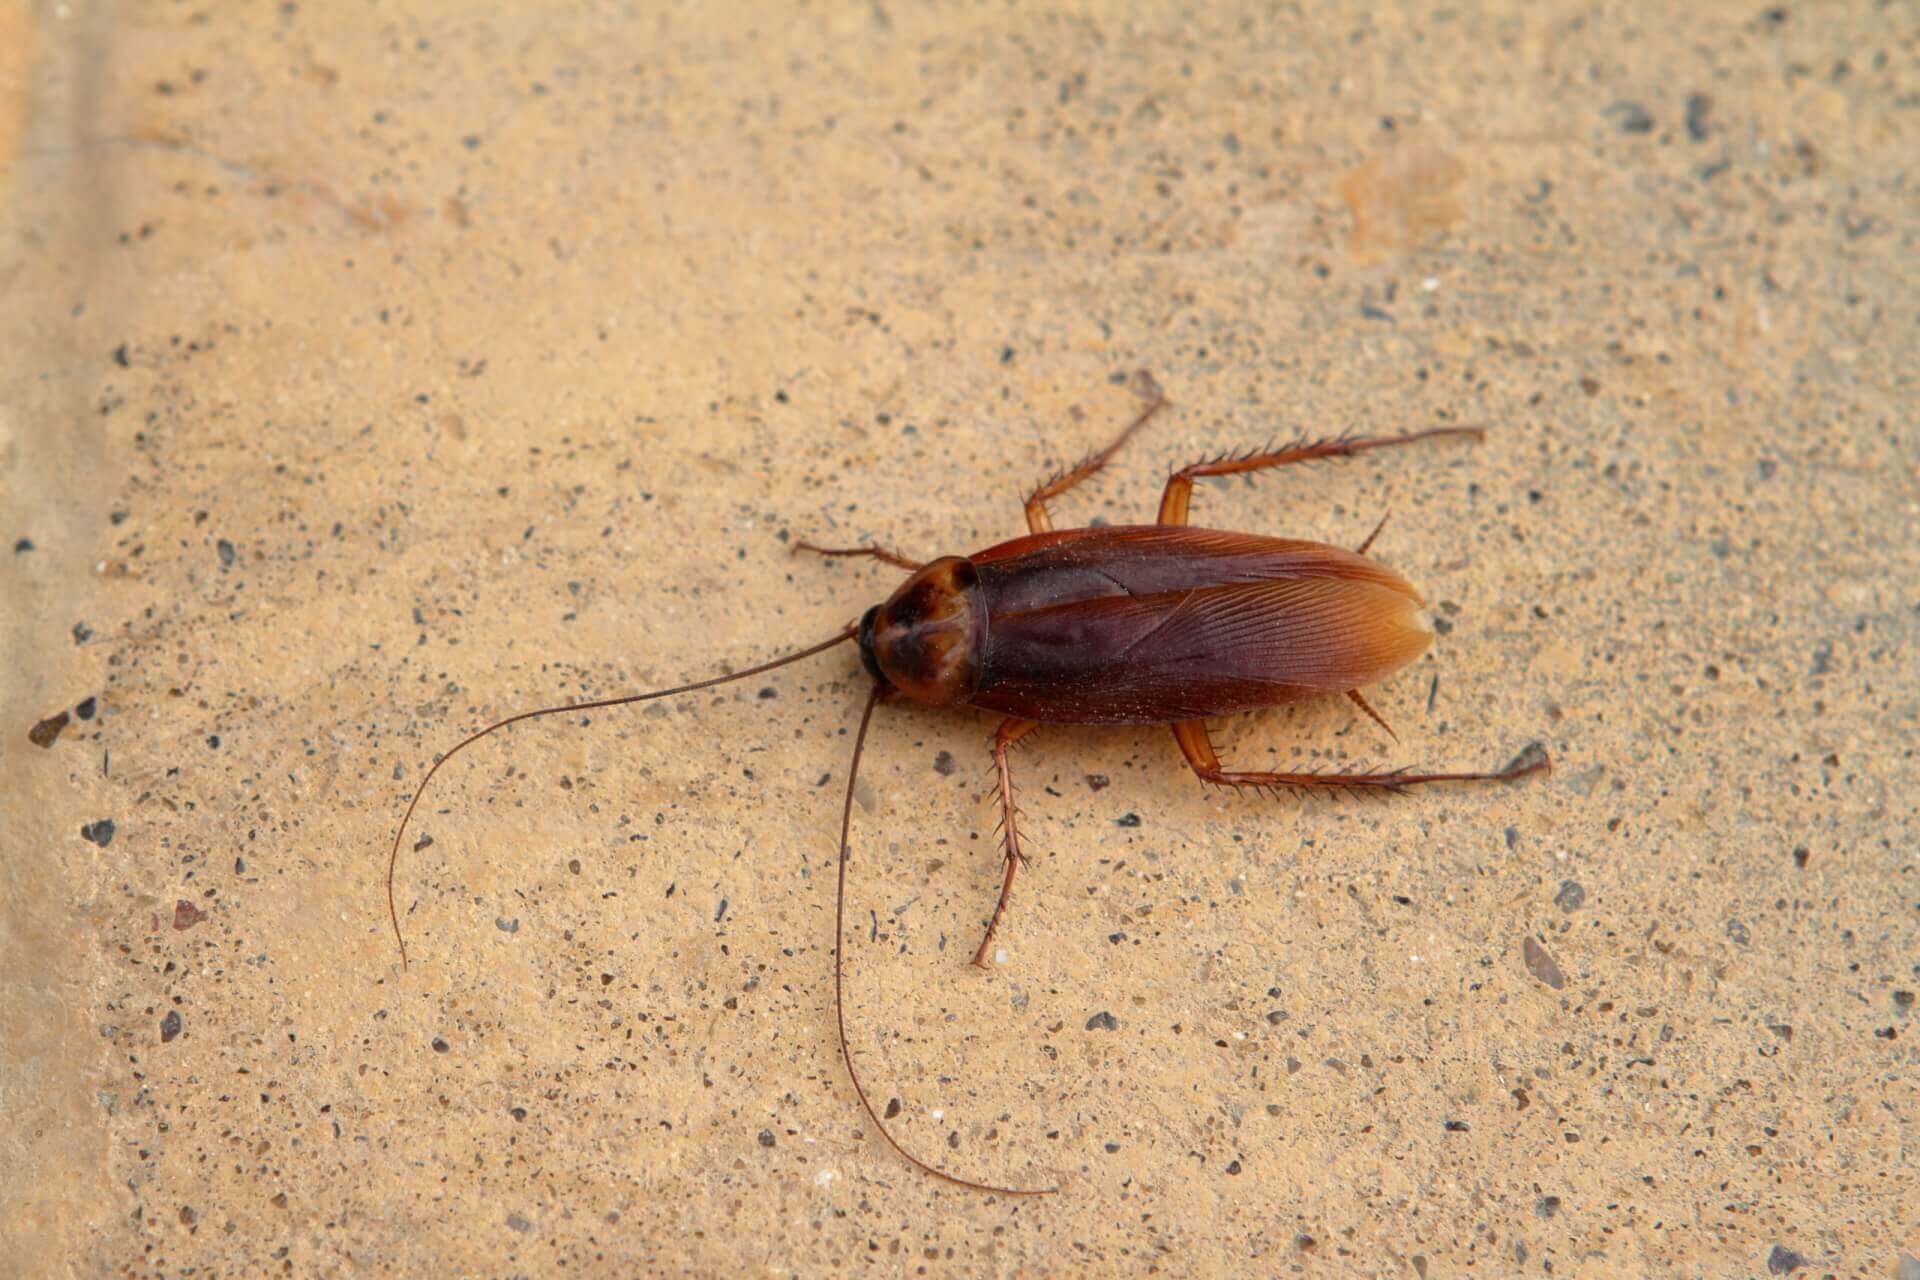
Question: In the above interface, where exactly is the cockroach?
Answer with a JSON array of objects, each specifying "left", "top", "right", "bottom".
[{"left": 386, "top": 374, "right": 1548, "bottom": 1196}]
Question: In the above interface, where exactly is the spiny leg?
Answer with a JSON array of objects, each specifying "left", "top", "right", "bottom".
[
  {"left": 1346, "top": 689, "right": 1398, "bottom": 742},
  {"left": 971, "top": 717, "right": 1040, "bottom": 968},
  {"left": 1355, "top": 510, "right": 1391, "bottom": 555},
  {"left": 1156, "top": 426, "right": 1483, "bottom": 526},
  {"left": 1024, "top": 373, "right": 1168, "bottom": 534},
  {"left": 833, "top": 686, "right": 1054, "bottom": 1195},
  {"left": 793, "top": 541, "right": 924, "bottom": 572},
  {"left": 1170, "top": 718, "right": 1548, "bottom": 796}
]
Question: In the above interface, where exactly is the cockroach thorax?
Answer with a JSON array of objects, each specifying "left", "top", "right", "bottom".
[{"left": 859, "top": 556, "right": 986, "bottom": 707}]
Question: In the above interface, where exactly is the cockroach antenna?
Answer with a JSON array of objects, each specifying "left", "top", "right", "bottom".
[{"left": 387, "top": 375, "right": 1548, "bottom": 1194}]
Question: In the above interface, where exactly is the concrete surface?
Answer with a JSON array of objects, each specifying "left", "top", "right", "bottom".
[{"left": 3, "top": 3, "right": 1915, "bottom": 1276}]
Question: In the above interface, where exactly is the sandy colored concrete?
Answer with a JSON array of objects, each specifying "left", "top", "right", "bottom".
[{"left": 3, "top": 3, "right": 1915, "bottom": 1276}]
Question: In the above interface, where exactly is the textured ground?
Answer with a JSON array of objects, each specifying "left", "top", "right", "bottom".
[{"left": 3, "top": 3, "right": 1915, "bottom": 1277}]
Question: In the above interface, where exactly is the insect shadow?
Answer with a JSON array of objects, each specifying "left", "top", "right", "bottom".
[{"left": 387, "top": 373, "right": 1549, "bottom": 1194}]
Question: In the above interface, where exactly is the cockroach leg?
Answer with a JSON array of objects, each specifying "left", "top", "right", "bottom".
[
  {"left": 793, "top": 541, "right": 924, "bottom": 571},
  {"left": 971, "top": 717, "right": 1040, "bottom": 968},
  {"left": 835, "top": 688, "right": 1055, "bottom": 1196},
  {"left": 1170, "top": 718, "right": 1547, "bottom": 797},
  {"left": 1156, "top": 426, "right": 1484, "bottom": 526},
  {"left": 1355, "top": 510, "right": 1392, "bottom": 555},
  {"left": 1022, "top": 386, "right": 1169, "bottom": 534},
  {"left": 1346, "top": 689, "right": 1398, "bottom": 742}
]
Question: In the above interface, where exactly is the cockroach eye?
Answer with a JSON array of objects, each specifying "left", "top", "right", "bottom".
[{"left": 856, "top": 605, "right": 886, "bottom": 684}]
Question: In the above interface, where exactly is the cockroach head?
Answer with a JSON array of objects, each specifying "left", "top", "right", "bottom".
[{"left": 856, "top": 556, "right": 985, "bottom": 708}]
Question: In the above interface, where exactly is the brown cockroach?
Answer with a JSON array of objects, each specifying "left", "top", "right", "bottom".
[{"left": 386, "top": 376, "right": 1548, "bottom": 1196}]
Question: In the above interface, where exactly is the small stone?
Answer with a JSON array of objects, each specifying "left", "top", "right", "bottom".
[
  {"left": 1114, "top": 812, "right": 1141, "bottom": 828},
  {"left": 81, "top": 819, "right": 116, "bottom": 847},
  {"left": 1534, "top": 1195, "right": 1561, "bottom": 1219},
  {"left": 431, "top": 1037, "right": 450, "bottom": 1053},
  {"left": 1606, "top": 101, "right": 1655, "bottom": 134},
  {"left": 171, "top": 900, "right": 204, "bottom": 930},
  {"left": 758, "top": 1129, "right": 776, "bottom": 1148},
  {"left": 217, "top": 538, "right": 236, "bottom": 567},
  {"left": 1085, "top": 1011, "right": 1119, "bottom": 1031},
  {"left": 932, "top": 750, "right": 955, "bottom": 776},
  {"left": 1685, "top": 93, "right": 1712, "bottom": 141},
  {"left": 1765, "top": 1244, "right": 1807, "bottom": 1275},
  {"left": 28, "top": 711, "right": 70, "bottom": 749},
  {"left": 1554, "top": 879, "right": 1586, "bottom": 912},
  {"left": 160, "top": 1010, "right": 182, "bottom": 1043},
  {"left": 505, "top": 1212, "right": 532, "bottom": 1234},
  {"left": 1522, "top": 936, "right": 1566, "bottom": 990},
  {"left": 1725, "top": 918, "right": 1751, "bottom": 946}
]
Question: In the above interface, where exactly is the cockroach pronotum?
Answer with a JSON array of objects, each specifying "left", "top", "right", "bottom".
[{"left": 386, "top": 373, "right": 1549, "bottom": 1196}]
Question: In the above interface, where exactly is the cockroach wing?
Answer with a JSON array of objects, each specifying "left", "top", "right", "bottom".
[
  {"left": 970, "top": 575, "right": 1433, "bottom": 725},
  {"left": 970, "top": 525, "right": 1417, "bottom": 606}
]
